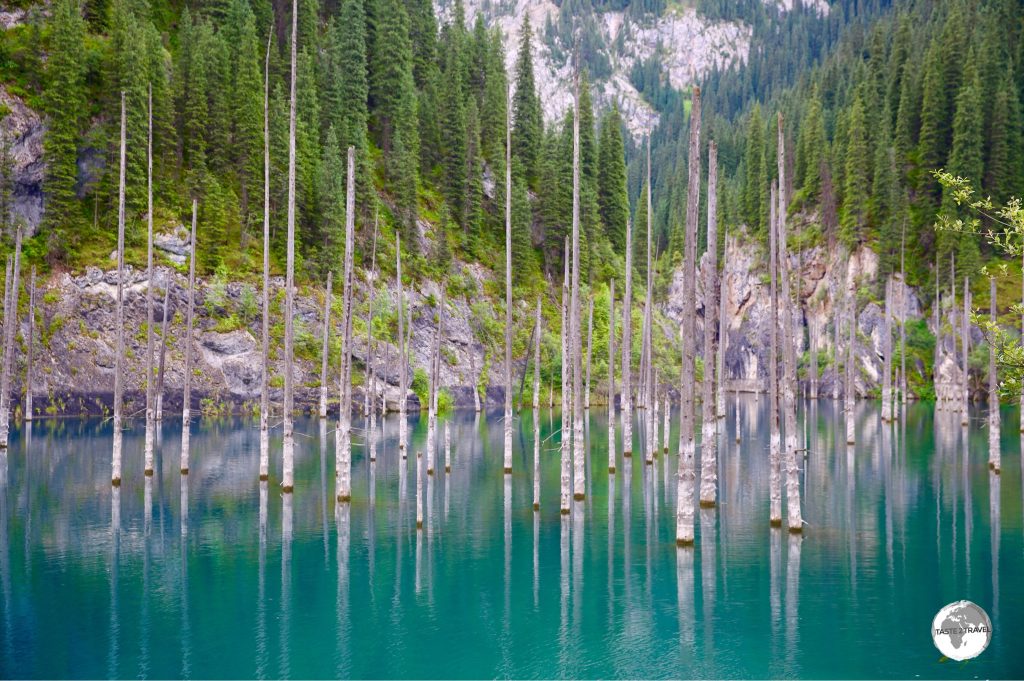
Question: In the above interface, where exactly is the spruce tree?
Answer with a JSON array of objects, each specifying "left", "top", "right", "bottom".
[
  {"left": 743, "top": 104, "right": 765, "bottom": 235},
  {"left": 480, "top": 29, "right": 508, "bottom": 169},
  {"left": 42, "top": 0, "right": 87, "bottom": 256},
  {"left": 840, "top": 94, "right": 871, "bottom": 248},
  {"left": 917, "top": 40, "right": 949, "bottom": 197},
  {"left": 512, "top": 17, "right": 543, "bottom": 187},
  {"left": 597, "top": 105, "right": 628, "bottom": 253},
  {"left": 985, "top": 68, "right": 1024, "bottom": 204}
]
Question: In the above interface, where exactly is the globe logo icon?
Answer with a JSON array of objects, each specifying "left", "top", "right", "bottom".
[{"left": 931, "top": 600, "right": 992, "bottom": 661}]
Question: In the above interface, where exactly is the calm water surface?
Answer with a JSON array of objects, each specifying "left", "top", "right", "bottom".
[{"left": 0, "top": 398, "right": 1021, "bottom": 678}]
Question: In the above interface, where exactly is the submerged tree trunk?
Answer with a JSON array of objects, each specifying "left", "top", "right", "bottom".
[
  {"left": 699, "top": 141, "right": 719, "bottom": 507},
  {"left": 144, "top": 84, "right": 156, "bottom": 476},
  {"left": 282, "top": 0, "right": 299, "bottom": 493},
  {"left": 319, "top": 271, "right": 334, "bottom": 419},
  {"left": 882, "top": 276, "right": 893, "bottom": 423},
  {"left": 503, "top": 86, "right": 514, "bottom": 476},
  {"left": 110, "top": 94, "right": 126, "bottom": 483},
  {"left": 768, "top": 182, "right": 782, "bottom": 526},
  {"left": 24, "top": 267, "right": 34, "bottom": 422},
  {"left": 570, "top": 75, "right": 585, "bottom": 500},
  {"left": 585, "top": 295, "right": 594, "bottom": 410},
  {"left": 180, "top": 200, "right": 198, "bottom": 475},
  {"left": 608, "top": 280, "right": 616, "bottom": 473},
  {"left": 776, "top": 117, "right": 803, "bottom": 533},
  {"left": 961, "top": 277, "right": 969, "bottom": 426},
  {"left": 259, "top": 27, "right": 272, "bottom": 481},
  {"left": 989, "top": 277, "right": 1000, "bottom": 473},
  {"left": 336, "top": 147, "right": 356, "bottom": 502},
  {"left": 717, "top": 228, "right": 727, "bottom": 419},
  {"left": 533, "top": 296, "right": 542, "bottom": 510},
  {"left": 398, "top": 234, "right": 408, "bottom": 457},
  {"left": 560, "top": 235, "right": 571, "bottom": 514},
  {"left": 156, "top": 284, "right": 170, "bottom": 422},
  {"left": 622, "top": 217, "right": 633, "bottom": 457},
  {"left": 675, "top": 86, "right": 701, "bottom": 547}
]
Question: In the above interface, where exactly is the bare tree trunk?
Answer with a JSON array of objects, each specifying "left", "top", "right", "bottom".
[
  {"left": 845, "top": 285, "right": 856, "bottom": 445},
  {"left": 336, "top": 147, "right": 356, "bottom": 502},
  {"left": 675, "top": 86, "right": 701, "bottom": 546},
  {"left": 882, "top": 276, "right": 893, "bottom": 423},
  {"left": 560, "top": 235, "right": 571, "bottom": 513},
  {"left": 950, "top": 253, "right": 957, "bottom": 416},
  {"left": 503, "top": 86, "right": 514, "bottom": 476},
  {"left": 1, "top": 257, "right": 9, "bottom": 353},
  {"left": 444, "top": 420, "right": 451, "bottom": 473},
  {"left": 426, "top": 289, "right": 444, "bottom": 475},
  {"left": 471, "top": 352, "right": 480, "bottom": 413},
  {"left": 901, "top": 225, "right": 908, "bottom": 406},
  {"left": 570, "top": 74, "right": 585, "bottom": 500},
  {"left": 319, "top": 271, "right": 333, "bottom": 418},
  {"left": 397, "top": 235, "right": 407, "bottom": 457},
  {"left": 110, "top": 94, "right": 126, "bottom": 483},
  {"left": 621, "top": 217, "right": 633, "bottom": 457},
  {"left": 608, "top": 279, "right": 616, "bottom": 473},
  {"left": 961, "top": 276, "right": 969, "bottom": 426},
  {"left": 989, "top": 276, "right": 1000, "bottom": 473},
  {"left": 810, "top": 317, "right": 818, "bottom": 400},
  {"left": 584, "top": 295, "right": 593, "bottom": 410},
  {"left": 144, "top": 84, "right": 156, "bottom": 476},
  {"left": 699, "top": 140, "right": 719, "bottom": 507},
  {"left": 533, "top": 296, "right": 542, "bottom": 510},
  {"left": 644, "top": 140, "right": 654, "bottom": 467},
  {"left": 776, "top": 116, "right": 803, "bottom": 533},
  {"left": 832, "top": 300, "right": 840, "bottom": 402},
  {"left": 156, "top": 284, "right": 169, "bottom": 422},
  {"left": 180, "top": 200, "right": 197, "bottom": 475},
  {"left": 364, "top": 212, "right": 379, "bottom": 418},
  {"left": 23, "top": 266, "right": 34, "bottom": 422},
  {"left": 259, "top": 27, "right": 272, "bottom": 481},
  {"left": 282, "top": 0, "right": 299, "bottom": 493},
  {"left": 717, "top": 228, "right": 727, "bottom": 419},
  {"left": 768, "top": 182, "right": 782, "bottom": 526}
]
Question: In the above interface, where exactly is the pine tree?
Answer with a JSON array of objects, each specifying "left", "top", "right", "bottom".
[
  {"left": 335, "top": 0, "right": 371, "bottom": 213},
  {"left": 42, "top": 0, "right": 87, "bottom": 257},
  {"left": 946, "top": 54, "right": 984, "bottom": 197},
  {"left": 480, "top": 29, "right": 508, "bottom": 169},
  {"left": 796, "top": 89, "right": 826, "bottom": 199},
  {"left": 743, "top": 104, "right": 765, "bottom": 235},
  {"left": 229, "top": 0, "right": 264, "bottom": 224},
  {"left": 464, "top": 96, "right": 484, "bottom": 252},
  {"left": 598, "top": 105, "right": 628, "bottom": 253},
  {"left": 917, "top": 39, "right": 949, "bottom": 197},
  {"left": 439, "top": 27, "right": 467, "bottom": 227},
  {"left": 511, "top": 163, "right": 533, "bottom": 286},
  {"left": 985, "top": 68, "right": 1024, "bottom": 204},
  {"left": 512, "top": 17, "right": 543, "bottom": 187}
]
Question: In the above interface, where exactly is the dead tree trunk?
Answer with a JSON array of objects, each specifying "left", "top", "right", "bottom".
[
  {"left": 156, "top": 284, "right": 169, "bottom": 422},
  {"left": 533, "top": 296, "right": 542, "bottom": 510},
  {"left": 180, "top": 200, "right": 197, "bottom": 475},
  {"left": 644, "top": 140, "right": 654, "bottom": 466},
  {"left": 426, "top": 289, "right": 444, "bottom": 475},
  {"left": 768, "top": 182, "right": 782, "bottom": 526},
  {"left": 584, "top": 295, "right": 594, "bottom": 410},
  {"left": 570, "top": 74, "right": 585, "bottom": 500},
  {"left": 24, "top": 267, "right": 34, "bottom": 422},
  {"left": 901, "top": 225, "right": 908, "bottom": 406},
  {"left": 699, "top": 140, "right": 719, "bottom": 507},
  {"left": 259, "top": 27, "right": 272, "bottom": 481},
  {"left": 503, "top": 85, "right": 514, "bottom": 476},
  {"left": 845, "top": 285, "right": 856, "bottom": 445},
  {"left": 0, "top": 246, "right": 15, "bottom": 442},
  {"left": 777, "top": 115, "right": 803, "bottom": 533},
  {"left": 144, "top": 83, "right": 156, "bottom": 476},
  {"left": 621, "top": 215, "right": 633, "bottom": 456},
  {"left": 989, "top": 276, "right": 1000, "bottom": 473},
  {"left": 336, "top": 147, "right": 356, "bottom": 502},
  {"left": 961, "top": 277, "right": 969, "bottom": 426},
  {"left": 833, "top": 298, "right": 840, "bottom": 402},
  {"left": 716, "top": 227, "right": 727, "bottom": 419},
  {"left": 882, "top": 275, "right": 893, "bottom": 423},
  {"left": 319, "top": 271, "right": 333, "bottom": 419},
  {"left": 110, "top": 94, "right": 126, "bottom": 483},
  {"left": 398, "top": 234, "right": 408, "bottom": 457},
  {"left": 364, "top": 212, "right": 379, "bottom": 419},
  {"left": 608, "top": 279, "right": 616, "bottom": 473},
  {"left": 282, "top": 0, "right": 299, "bottom": 493},
  {"left": 675, "top": 86, "right": 701, "bottom": 547},
  {"left": 560, "top": 235, "right": 571, "bottom": 513}
]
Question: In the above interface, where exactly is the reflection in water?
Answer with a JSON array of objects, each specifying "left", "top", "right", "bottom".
[
  {"left": 140, "top": 476, "right": 152, "bottom": 678},
  {"left": 676, "top": 546, "right": 695, "bottom": 653},
  {"left": 962, "top": 426, "right": 972, "bottom": 586},
  {"left": 769, "top": 526, "right": 781, "bottom": 672},
  {"left": 280, "top": 491, "right": 292, "bottom": 679},
  {"left": 558, "top": 514, "right": 570, "bottom": 678},
  {"left": 785, "top": 532, "right": 802, "bottom": 675},
  {"left": 109, "top": 485, "right": 120, "bottom": 679},
  {"left": 256, "top": 481, "right": 268, "bottom": 680},
  {"left": 336, "top": 500, "right": 351, "bottom": 678},
  {"left": 990, "top": 469, "right": 1000, "bottom": 627},
  {"left": 320, "top": 420, "right": 329, "bottom": 565},
  {"left": 699, "top": 506, "right": 715, "bottom": 664},
  {"left": 0, "top": 452, "right": 9, "bottom": 662},
  {"left": 180, "top": 477, "right": 190, "bottom": 679}
]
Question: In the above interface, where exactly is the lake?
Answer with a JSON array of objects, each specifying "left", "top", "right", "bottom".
[{"left": 0, "top": 397, "right": 1020, "bottom": 678}]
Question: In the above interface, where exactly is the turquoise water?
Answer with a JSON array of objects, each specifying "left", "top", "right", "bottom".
[{"left": 0, "top": 398, "right": 1021, "bottom": 679}]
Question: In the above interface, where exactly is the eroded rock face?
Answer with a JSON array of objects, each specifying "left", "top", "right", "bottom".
[
  {"left": 665, "top": 223, "right": 926, "bottom": 398},
  {"left": 0, "top": 86, "right": 45, "bottom": 234}
]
